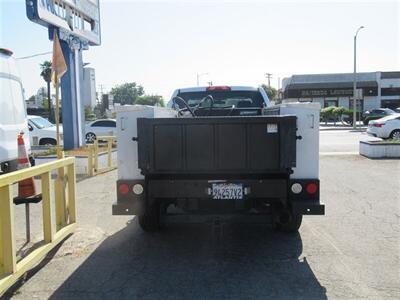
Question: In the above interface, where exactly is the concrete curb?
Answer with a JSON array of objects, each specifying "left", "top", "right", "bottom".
[{"left": 320, "top": 127, "right": 367, "bottom": 131}]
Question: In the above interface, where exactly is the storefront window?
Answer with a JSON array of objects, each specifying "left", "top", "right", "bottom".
[
  {"left": 381, "top": 99, "right": 400, "bottom": 110},
  {"left": 324, "top": 99, "right": 338, "bottom": 108}
]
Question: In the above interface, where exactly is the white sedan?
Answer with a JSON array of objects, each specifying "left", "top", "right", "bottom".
[
  {"left": 367, "top": 114, "right": 400, "bottom": 139},
  {"left": 85, "top": 119, "right": 116, "bottom": 143}
]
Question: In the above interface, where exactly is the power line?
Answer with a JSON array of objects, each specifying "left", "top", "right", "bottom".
[{"left": 16, "top": 51, "right": 52, "bottom": 60}]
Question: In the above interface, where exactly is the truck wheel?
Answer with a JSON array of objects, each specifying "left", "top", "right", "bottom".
[
  {"left": 273, "top": 211, "right": 302, "bottom": 233},
  {"left": 39, "top": 138, "right": 56, "bottom": 146},
  {"left": 280, "top": 213, "right": 302, "bottom": 233},
  {"left": 138, "top": 203, "right": 160, "bottom": 232}
]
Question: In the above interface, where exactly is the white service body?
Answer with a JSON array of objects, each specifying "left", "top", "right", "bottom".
[
  {"left": 267, "top": 102, "right": 320, "bottom": 179},
  {"left": 116, "top": 105, "right": 177, "bottom": 180}
]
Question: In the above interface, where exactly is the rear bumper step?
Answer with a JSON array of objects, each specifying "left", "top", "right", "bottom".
[{"left": 292, "top": 202, "right": 325, "bottom": 215}]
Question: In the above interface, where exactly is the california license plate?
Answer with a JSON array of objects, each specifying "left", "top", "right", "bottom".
[{"left": 212, "top": 183, "right": 243, "bottom": 200}]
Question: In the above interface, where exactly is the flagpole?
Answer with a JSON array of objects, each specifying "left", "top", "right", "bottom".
[
  {"left": 51, "top": 30, "right": 67, "bottom": 158},
  {"left": 55, "top": 73, "right": 61, "bottom": 158}
]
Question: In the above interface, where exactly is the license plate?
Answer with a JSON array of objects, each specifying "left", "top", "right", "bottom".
[{"left": 212, "top": 183, "right": 243, "bottom": 200}]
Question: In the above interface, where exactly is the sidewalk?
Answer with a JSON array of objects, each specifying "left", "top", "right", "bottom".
[{"left": 319, "top": 122, "right": 366, "bottom": 131}]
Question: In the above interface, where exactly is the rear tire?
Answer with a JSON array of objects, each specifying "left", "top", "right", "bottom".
[
  {"left": 138, "top": 203, "right": 161, "bottom": 232},
  {"left": 279, "top": 214, "right": 302, "bottom": 233},
  {"left": 85, "top": 132, "right": 96, "bottom": 143},
  {"left": 273, "top": 210, "right": 302, "bottom": 233},
  {"left": 390, "top": 129, "right": 400, "bottom": 140}
]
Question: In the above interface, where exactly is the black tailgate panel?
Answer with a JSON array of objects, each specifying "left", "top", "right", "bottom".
[{"left": 137, "top": 116, "right": 296, "bottom": 175}]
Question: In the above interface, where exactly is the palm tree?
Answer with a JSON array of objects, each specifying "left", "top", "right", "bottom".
[{"left": 40, "top": 60, "right": 53, "bottom": 122}]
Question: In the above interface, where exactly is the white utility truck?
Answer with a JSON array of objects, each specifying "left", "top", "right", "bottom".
[
  {"left": 113, "top": 86, "right": 324, "bottom": 232},
  {"left": 27, "top": 115, "right": 63, "bottom": 146},
  {"left": 0, "top": 48, "right": 33, "bottom": 173}
]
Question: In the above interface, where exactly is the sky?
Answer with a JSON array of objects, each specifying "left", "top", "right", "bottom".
[{"left": 1, "top": 0, "right": 399, "bottom": 101}]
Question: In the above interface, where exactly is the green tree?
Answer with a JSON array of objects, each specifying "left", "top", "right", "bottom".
[
  {"left": 42, "top": 97, "right": 49, "bottom": 109},
  {"left": 40, "top": 60, "right": 53, "bottom": 121},
  {"left": 135, "top": 95, "right": 165, "bottom": 107},
  {"left": 261, "top": 84, "right": 278, "bottom": 101},
  {"left": 110, "top": 82, "right": 144, "bottom": 105},
  {"left": 84, "top": 106, "right": 96, "bottom": 121}
]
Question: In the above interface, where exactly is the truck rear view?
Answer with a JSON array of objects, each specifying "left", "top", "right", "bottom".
[{"left": 113, "top": 86, "right": 324, "bottom": 232}]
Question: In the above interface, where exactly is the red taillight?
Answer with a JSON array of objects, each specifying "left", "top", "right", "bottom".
[
  {"left": 206, "top": 86, "right": 231, "bottom": 91},
  {"left": 306, "top": 183, "right": 318, "bottom": 194},
  {"left": 372, "top": 123, "right": 384, "bottom": 127},
  {"left": 119, "top": 183, "right": 129, "bottom": 195}
]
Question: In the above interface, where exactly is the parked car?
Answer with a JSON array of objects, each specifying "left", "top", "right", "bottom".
[
  {"left": 0, "top": 48, "right": 33, "bottom": 173},
  {"left": 367, "top": 114, "right": 400, "bottom": 139},
  {"left": 363, "top": 108, "right": 396, "bottom": 125},
  {"left": 27, "top": 115, "right": 63, "bottom": 146},
  {"left": 85, "top": 119, "right": 116, "bottom": 143}
]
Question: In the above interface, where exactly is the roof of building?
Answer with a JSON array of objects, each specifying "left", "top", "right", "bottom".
[
  {"left": 381, "top": 72, "right": 400, "bottom": 79},
  {"left": 287, "top": 81, "right": 378, "bottom": 90},
  {"left": 283, "top": 71, "right": 400, "bottom": 91}
]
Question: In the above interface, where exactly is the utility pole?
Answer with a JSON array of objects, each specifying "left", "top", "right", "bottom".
[
  {"left": 98, "top": 84, "right": 105, "bottom": 105},
  {"left": 265, "top": 73, "right": 273, "bottom": 87},
  {"left": 353, "top": 26, "right": 364, "bottom": 129}
]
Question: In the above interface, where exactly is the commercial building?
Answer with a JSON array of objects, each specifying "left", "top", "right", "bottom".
[
  {"left": 282, "top": 72, "right": 400, "bottom": 111},
  {"left": 82, "top": 67, "right": 97, "bottom": 108}
]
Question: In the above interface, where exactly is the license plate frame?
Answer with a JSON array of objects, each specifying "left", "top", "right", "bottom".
[{"left": 211, "top": 183, "right": 243, "bottom": 200}]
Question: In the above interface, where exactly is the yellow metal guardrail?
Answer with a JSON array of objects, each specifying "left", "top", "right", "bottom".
[
  {"left": 0, "top": 157, "right": 77, "bottom": 296},
  {"left": 87, "top": 136, "right": 117, "bottom": 177}
]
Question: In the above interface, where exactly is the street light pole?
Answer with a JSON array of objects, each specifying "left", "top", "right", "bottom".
[{"left": 353, "top": 26, "right": 364, "bottom": 129}]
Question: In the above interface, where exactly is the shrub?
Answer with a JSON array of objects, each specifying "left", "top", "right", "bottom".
[{"left": 320, "top": 106, "right": 336, "bottom": 123}]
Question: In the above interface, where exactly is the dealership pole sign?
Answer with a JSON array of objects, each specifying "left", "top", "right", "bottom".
[
  {"left": 26, "top": 0, "right": 101, "bottom": 150},
  {"left": 26, "top": 0, "right": 101, "bottom": 46}
]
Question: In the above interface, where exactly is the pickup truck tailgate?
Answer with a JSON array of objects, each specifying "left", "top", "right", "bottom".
[{"left": 137, "top": 115, "right": 297, "bottom": 175}]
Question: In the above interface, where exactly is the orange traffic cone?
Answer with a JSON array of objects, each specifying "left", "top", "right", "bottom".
[{"left": 17, "top": 133, "right": 36, "bottom": 198}]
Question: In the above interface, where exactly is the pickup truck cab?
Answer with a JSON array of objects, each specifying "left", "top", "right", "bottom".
[
  {"left": 168, "top": 86, "right": 269, "bottom": 116},
  {"left": 113, "top": 86, "right": 324, "bottom": 233},
  {"left": 0, "top": 48, "right": 33, "bottom": 173}
]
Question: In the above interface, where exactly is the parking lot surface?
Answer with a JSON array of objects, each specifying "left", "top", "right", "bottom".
[
  {"left": 5, "top": 152, "right": 399, "bottom": 300},
  {"left": 320, "top": 129, "right": 380, "bottom": 154}
]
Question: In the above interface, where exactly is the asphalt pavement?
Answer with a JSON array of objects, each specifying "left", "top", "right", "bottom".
[
  {"left": 4, "top": 131, "right": 400, "bottom": 299},
  {"left": 320, "top": 129, "right": 380, "bottom": 154}
]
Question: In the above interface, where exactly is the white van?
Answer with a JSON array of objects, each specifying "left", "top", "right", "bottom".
[{"left": 0, "top": 48, "right": 33, "bottom": 173}]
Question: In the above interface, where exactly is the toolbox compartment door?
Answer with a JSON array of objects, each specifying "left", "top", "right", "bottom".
[{"left": 137, "top": 116, "right": 296, "bottom": 175}]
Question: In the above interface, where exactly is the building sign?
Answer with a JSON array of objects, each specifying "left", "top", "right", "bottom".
[
  {"left": 300, "top": 89, "right": 355, "bottom": 97},
  {"left": 287, "top": 87, "right": 377, "bottom": 98}
]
